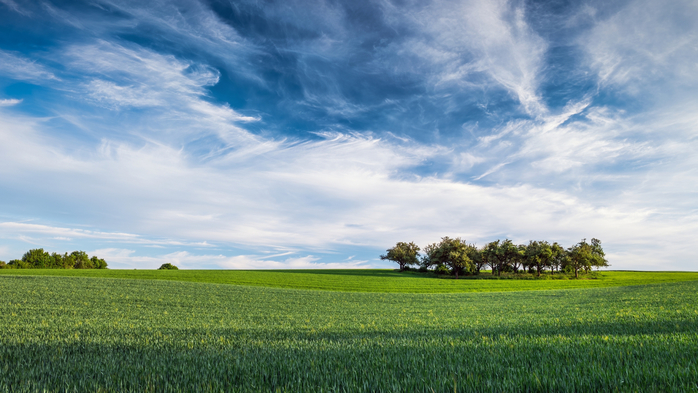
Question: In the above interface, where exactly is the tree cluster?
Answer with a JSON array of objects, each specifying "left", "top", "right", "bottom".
[
  {"left": 0, "top": 249, "right": 108, "bottom": 269},
  {"left": 382, "top": 238, "right": 608, "bottom": 278},
  {"left": 158, "top": 263, "right": 179, "bottom": 270}
]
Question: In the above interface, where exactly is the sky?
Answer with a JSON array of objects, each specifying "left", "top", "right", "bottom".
[{"left": 0, "top": 0, "right": 696, "bottom": 270}]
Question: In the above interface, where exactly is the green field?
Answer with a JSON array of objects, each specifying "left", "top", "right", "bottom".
[
  {"left": 1, "top": 271, "right": 697, "bottom": 392},
  {"left": 1, "top": 268, "right": 698, "bottom": 293}
]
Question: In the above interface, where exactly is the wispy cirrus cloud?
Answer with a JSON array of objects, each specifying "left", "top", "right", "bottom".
[
  {"left": 581, "top": 0, "right": 698, "bottom": 94},
  {"left": 0, "top": 222, "right": 212, "bottom": 248},
  {"left": 0, "top": 50, "right": 59, "bottom": 82},
  {"left": 377, "top": 0, "right": 548, "bottom": 117},
  {"left": 0, "top": 98, "right": 22, "bottom": 106},
  {"left": 0, "top": 0, "right": 30, "bottom": 16},
  {"left": 0, "top": 0, "right": 697, "bottom": 271},
  {"left": 90, "top": 248, "right": 371, "bottom": 269}
]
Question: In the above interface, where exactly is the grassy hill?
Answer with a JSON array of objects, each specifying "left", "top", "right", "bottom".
[{"left": 1, "top": 268, "right": 697, "bottom": 292}]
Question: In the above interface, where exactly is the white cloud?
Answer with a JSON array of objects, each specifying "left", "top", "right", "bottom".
[
  {"left": 0, "top": 0, "right": 30, "bottom": 16},
  {"left": 56, "top": 41, "right": 260, "bottom": 148},
  {"left": 2, "top": 68, "right": 697, "bottom": 270},
  {"left": 0, "top": 222, "right": 212, "bottom": 248},
  {"left": 473, "top": 162, "right": 510, "bottom": 180},
  {"left": 4, "top": 104, "right": 697, "bottom": 270},
  {"left": 382, "top": 0, "right": 548, "bottom": 116},
  {"left": 0, "top": 50, "right": 58, "bottom": 81},
  {"left": 581, "top": 0, "right": 698, "bottom": 94},
  {"left": 91, "top": 248, "right": 373, "bottom": 269},
  {"left": 1, "top": 0, "right": 697, "bottom": 272},
  {"left": 0, "top": 99, "right": 22, "bottom": 106}
]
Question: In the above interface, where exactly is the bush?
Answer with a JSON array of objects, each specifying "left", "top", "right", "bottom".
[
  {"left": 8, "top": 259, "right": 30, "bottom": 269},
  {"left": 434, "top": 265, "right": 450, "bottom": 275},
  {"left": 90, "top": 256, "right": 108, "bottom": 269},
  {"left": 158, "top": 263, "right": 179, "bottom": 270},
  {"left": 0, "top": 261, "right": 6, "bottom": 269}
]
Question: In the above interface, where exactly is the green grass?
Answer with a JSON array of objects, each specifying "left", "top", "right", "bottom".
[
  {"left": 1, "top": 275, "right": 697, "bottom": 392},
  {"left": 1, "top": 268, "right": 697, "bottom": 293}
]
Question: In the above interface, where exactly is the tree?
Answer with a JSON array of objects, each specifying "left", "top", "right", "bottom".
[
  {"left": 2, "top": 249, "right": 108, "bottom": 269},
  {"left": 90, "top": 256, "right": 108, "bottom": 269},
  {"left": 566, "top": 238, "right": 608, "bottom": 278},
  {"left": 526, "top": 241, "right": 554, "bottom": 277},
  {"left": 381, "top": 242, "right": 421, "bottom": 271},
  {"left": 481, "top": 240, "right": 500, "bottom": 276},
  {"left": 509, "top": 244, "right": 526, "bottom": 273},
  {"left": 482, "top": 239, "right": 518, "bottom": 276},
  {"left": 158, "top": 263, "right": 179, "bottom": 270},
  {"left": 590, "top": 238, "right": 609, "bottom": 270},
  {"left": 7, "top": 259, "right": 29, "bottom": 268},
  {"left": 549, "top": 242, "right": 565, "bottom": 275},
  {"left": 422, "top": 237, "right": 473, "bottom": 279},
  {"left": 21, "top": 249, "right": 51, "bottom": 268},
  {"left": 72, "top": 251, "right": 93, "bottom": 269},
  {"left": 467, "top": 245, "right": 486, "bottom": 274}
]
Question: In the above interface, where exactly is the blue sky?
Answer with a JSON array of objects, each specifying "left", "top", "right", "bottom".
[{"left": 0, "top": 0, "right": 696, "bottom": 270}]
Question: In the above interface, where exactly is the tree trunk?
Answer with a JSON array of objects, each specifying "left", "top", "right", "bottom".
[
  {"left": 455, "top": 270, "right": 459, "bottom": 279},
  {"left": 575, "top": 267, "right": 579, "bottom": 278},
  {"left": 537, "top": 265, "right": 541, "bottom": 277}
]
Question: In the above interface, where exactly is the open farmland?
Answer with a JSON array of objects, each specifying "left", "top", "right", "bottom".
[
  {"left": 1, "top": 273, "right": 697, "bottom": 392},
  {"left": 1, "top": 268, "right": 698, "bottom": 293}
]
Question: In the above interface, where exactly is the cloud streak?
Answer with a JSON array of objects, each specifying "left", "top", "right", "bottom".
[{"left": 0, "top": 0, "right": 696, "bottom": 270}]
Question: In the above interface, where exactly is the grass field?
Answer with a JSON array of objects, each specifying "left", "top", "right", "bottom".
[
  {"left": 1, "top": 272, "right": 697, "bottom": 392},
  {"left": 1, "top": 268, "right": 697, "bottom": 293}
]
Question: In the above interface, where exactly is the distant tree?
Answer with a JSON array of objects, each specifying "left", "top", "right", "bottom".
[
  {"left": 49, "top": 252, "right": 64, "bottom": 269},
  {"left": 566, "top": 238, "right": 608, "bottom": 278},
  {"left": 72, "top": 251, "right": 93, "bottom": 269},
  {"left": 481, "top": 240, "right": 500, "bottom": 276},
  {"left": 467, "top": 245, "right": 486, "bottom": 274},
  {"left": 158, "top": 263, "right": 179, "bottom": 270},
  {"left": 0, "top": 261, "right": 6, "bottom": 269},
  {"left": 590, "top": 238, "right": 609, "bottom": 271},
  {"left": 423, "top": 237, "right": 474, "bottom": 279},
  {"left": 22, "top": 249, "right": 52, "bottom": 268},
  {"left": 62, "top": 252, "right": 76, "bottom": 269},
  {"left": 482, "top": 239, "right": 518, "bottom": 276},
  {"left": 526, "top": 241, "right": 554, "bottom": 277},
  {"left": 421, "top": 243, "right": 438, "bottom": 270},
  {"left": 91, "top": 256, "right": 108, "bottom": 269},
  {"left": 7, "top": 259, "right": 29, "bottom": 269},
  {"left": 549, "top": 242, "right": 565, "bottom": 275},
  {"left": 381, "top": 242, "right": 421, "bottom": 271},
  {"left": 509, "top": 244, "right": 526, "bottom": 273}
]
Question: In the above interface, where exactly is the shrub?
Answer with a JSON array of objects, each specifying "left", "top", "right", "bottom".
[
  {"left": 158, "top": 263, "right": 179, "bottom": 270},
  {"left": 90, "top": 256, "right": 108, "bottom": 269},
  {"left": 8, "top": 259, "right": 29, "bottom": 269},
  {"left": 434, "top": 265, "right": 450, "bottom": 275}
]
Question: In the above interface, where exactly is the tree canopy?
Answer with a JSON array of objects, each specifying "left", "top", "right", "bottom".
[
  {"left": 380, "top": 242, "right": 420, "bottom": 271},
  {"left": 422, "top": 237, "right": 475, "bottom": 279},
  {"left": 0, "top": 249, "right": 108, "bottom": 269},
  {"left": 382, "top": 238, "right": 609, "bottom": 278}
]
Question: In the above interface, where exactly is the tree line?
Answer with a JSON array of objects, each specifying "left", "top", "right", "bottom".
[
  {"left": 0, "top": 249, "right": 108, "bottom": 269},
  {"left": 381, "top": 238, "right": 608, "bottom": 278}
]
